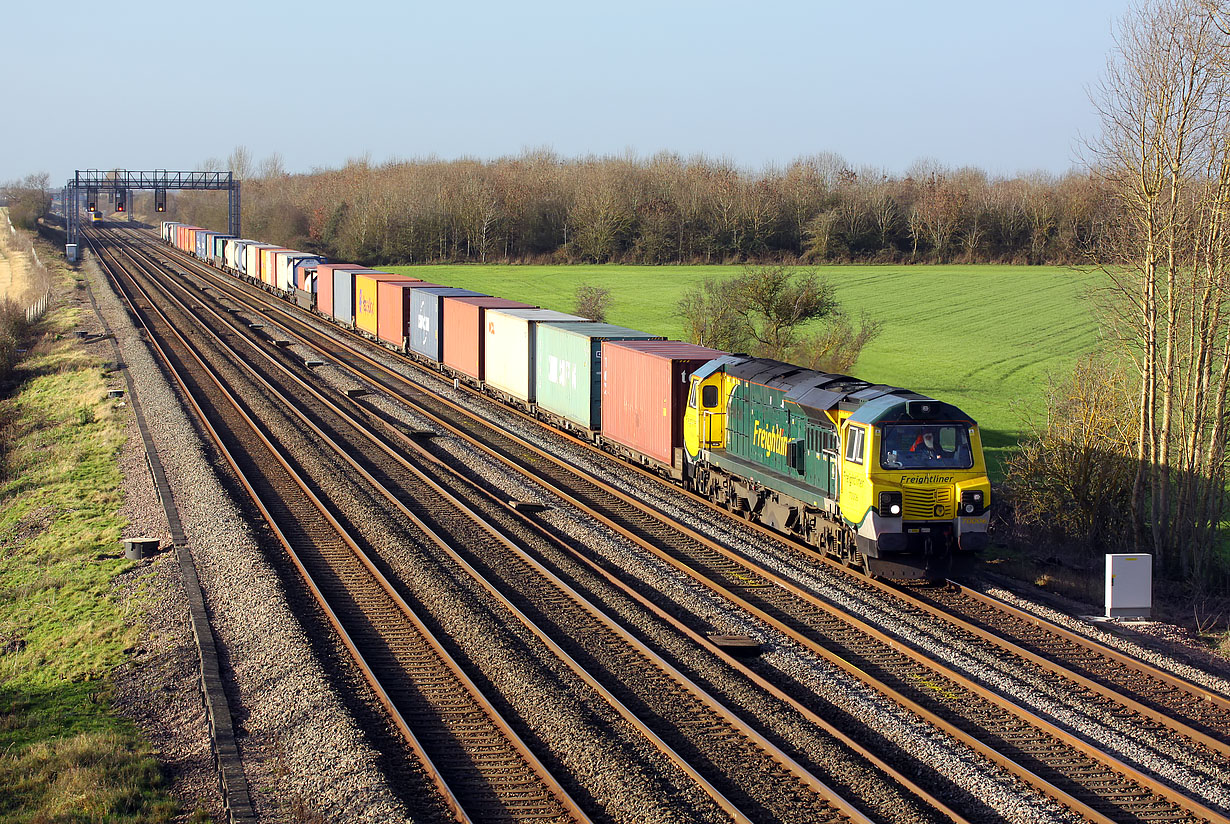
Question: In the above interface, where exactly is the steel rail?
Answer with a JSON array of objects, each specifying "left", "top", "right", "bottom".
[
  {"left": 103, "top": 228, "right": 871, "bottom": 824},
  {"left": 88, "top": 230, "right": 585, "bottom": 824}
]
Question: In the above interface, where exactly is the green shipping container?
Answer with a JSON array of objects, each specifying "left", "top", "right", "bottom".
[{"left": 535, "top": 322, "right": 663, "bottom": 430}]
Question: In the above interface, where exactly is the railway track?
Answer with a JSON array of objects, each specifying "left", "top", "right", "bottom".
[
  {"left": 89, "top": 226, "right": 883, "bottom": 824},
  {"left": 86, "top": 230, "right": 584, "bottom": 823},
  {"left": 109, "top": 226, "right": 1230, "bottom": 823},
  {"left": 898, "top": 579, "right": 1230, "bottom": 750}
]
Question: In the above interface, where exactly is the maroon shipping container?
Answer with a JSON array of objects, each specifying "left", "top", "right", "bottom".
[
  {"left": 600, "top": 340, "right": 727, "bottom": 470},
  {"left": 315, "top": 264, "right": 368, "bottom": 318},
  {"left": 441, "top": 296, "right": 535, "bottom": 381},
  {"left": 375, "top": 280, "right": 443, "bottom": 348}
]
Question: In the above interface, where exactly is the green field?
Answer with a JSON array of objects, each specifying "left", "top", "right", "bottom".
[
  {"left": 0, "top": 260, "right": 182, "bottom": 820},
  {"left": 385, "top": 264, "right": 1103, "bottom": 476}
]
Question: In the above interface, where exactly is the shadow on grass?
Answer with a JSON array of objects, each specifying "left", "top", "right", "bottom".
[{"left": 978, "top": 427, "right": 1019, "bottom": 484}]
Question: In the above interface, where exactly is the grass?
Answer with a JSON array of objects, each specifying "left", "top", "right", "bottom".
[
  {"left": 384, "top": 263, "right": 1103, "bottom": 477},
  {"left": 0, "top": 250, "right": 182, "bottom": 822}
]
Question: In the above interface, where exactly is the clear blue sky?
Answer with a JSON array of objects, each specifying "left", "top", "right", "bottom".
[{"left": 7, "top": 0, "right": 1128, "bottom": 185}]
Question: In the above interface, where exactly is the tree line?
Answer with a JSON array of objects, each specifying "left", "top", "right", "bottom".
[{"left": 171, "top": 150, "right": 1106, "bottom": 267}]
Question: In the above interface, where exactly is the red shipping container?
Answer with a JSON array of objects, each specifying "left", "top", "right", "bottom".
[
  {"left": 374, "top": 279, "right": 439, "bottom": 348},
  {"left": 314, "top": 264, "right": 368, "bottom": 318},
  {"left": 441, "top": 296, "right": 535, "bottom": 381},
  {"left": 600, "top": 340, "right": 727, "bottom": 468}
]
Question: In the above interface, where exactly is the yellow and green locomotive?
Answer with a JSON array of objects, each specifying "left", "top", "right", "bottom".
[{"left": 683, "top": 356, "right": 990, "bottom": 580}]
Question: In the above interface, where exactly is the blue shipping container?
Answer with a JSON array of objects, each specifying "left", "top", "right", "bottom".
[{"left": 408, "top": 287, "right": 484, "bottom": 361}]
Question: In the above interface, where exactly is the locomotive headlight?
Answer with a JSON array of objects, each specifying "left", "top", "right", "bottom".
[
  {"left": 879, "top": 491, "right": 902, "bottom": 517},
  {"left": 960, "top": 490, "right": 985, "bottom": 516}
]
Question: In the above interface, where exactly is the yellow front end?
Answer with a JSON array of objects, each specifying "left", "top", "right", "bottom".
[{"left": 840, "top": 420, "right": 991, "bottom": 578}]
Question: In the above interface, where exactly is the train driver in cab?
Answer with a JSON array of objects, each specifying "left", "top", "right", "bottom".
[{"left": 910, "top": 428, "right": 945, "bottom": 460}]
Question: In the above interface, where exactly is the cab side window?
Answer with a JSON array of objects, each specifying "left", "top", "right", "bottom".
[{"left": 844, "top": 426, "right": 865, "bottom": 464}]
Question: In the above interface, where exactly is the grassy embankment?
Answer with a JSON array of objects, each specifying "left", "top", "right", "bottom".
[
  {"left": 384, "top": 263, "right": 1103, "bottom": 478},
  {"left": 0, "top": 219, "right": 182, "bottom": 822}
]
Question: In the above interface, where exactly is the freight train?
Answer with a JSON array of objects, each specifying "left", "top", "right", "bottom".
[{"left": 159, "top": 221, "right": 991, "bottom": 580}]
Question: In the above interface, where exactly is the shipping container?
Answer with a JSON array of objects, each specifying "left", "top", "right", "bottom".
[
  {"left": 292, "top": 256, "right": 327, "bottom": 292},
  {"left": 211, "top": 234, "right": 235, "bottom": 265},
  {"left": 225, "top": 239, "right": 255, "bottom": 271},
  {"left": 314, "top": 264, "right": 368, "bottom": 320},
  {"left": 271, "top": 251, "right": 297, "bottom": 291},
  {"left": 198, "top": 231, "right": 226, "bottom": 261},
  {"left": 441, "top": 297, "right": 536, "bottom": 381},
  {"left": 355, "top": 273, "right": 417, "bottom": 336},
  {"left": 272, "top": 251, "right": 320, "bottom": 292},
  {"left": 483, "top": 308, "right": 589, "bottom": 403},
  {"left": 600, "top": 340, "right": 727, "bottom": 471},
  {"left": 229, "top": 240, "right": 259, "bottom": 273},
  {"left": 407, "top": 287, "right": 484, "bottom": 362},
  {"left": 259, "top": 247, "right": 290, "bottom": 286},
  {"left": 331, "top": 268, "right": 391, "bottom": 326},
  {"left": 374, "top": 279, "right": 441, "bottom": 348},
  {"left": 534, "top": 322, "right": 663, "bottom": 431},
  {"left": 177, "top": 226, "right": 194, "bottom": 253},
  {"left": 243, "top": 244, "right": 277, "bottom": 280}
]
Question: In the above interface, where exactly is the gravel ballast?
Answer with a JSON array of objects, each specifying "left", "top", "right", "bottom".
[{"left": 81, "top": 251, "right": 416, "bottom": 822}]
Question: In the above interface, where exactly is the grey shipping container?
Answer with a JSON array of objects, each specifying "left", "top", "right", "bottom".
[
  {"left": 408, "top": 287, "right": 484, "bottom": 361},
  {"left": 330, "top": 268, "right": 387, "bottom": 327}
]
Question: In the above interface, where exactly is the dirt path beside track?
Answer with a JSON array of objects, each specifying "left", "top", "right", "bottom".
[{"left": 0, "top": 208, "right": 40, "bottom": 306}]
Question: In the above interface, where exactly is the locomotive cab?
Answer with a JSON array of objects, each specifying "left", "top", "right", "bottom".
[{"left": 839, "top": 397, "right": 990, "bottom": 580}]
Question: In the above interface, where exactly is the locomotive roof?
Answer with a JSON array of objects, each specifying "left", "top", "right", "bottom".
[
  {"left": 694, "top": 355, "right": 961, "bottom": 424},
  {"left": 848, "top": 394, "right": 977, "bottom": 426}
]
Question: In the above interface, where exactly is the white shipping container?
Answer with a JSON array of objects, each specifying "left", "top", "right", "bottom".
[
  {"left": 274, "top": 251, "right": 305, "bottom": 291},
  {"left": 244, "top": 244, "right": 276, "bottom": 280},
  {"left": 483, "top": 308, "right": 588, "bottom": 402}
]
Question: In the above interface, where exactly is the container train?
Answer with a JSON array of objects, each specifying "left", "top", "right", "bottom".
[{"left": 159, "top": 221, "right": 991, "bottom": 580}]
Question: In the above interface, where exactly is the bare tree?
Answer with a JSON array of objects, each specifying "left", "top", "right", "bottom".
[
  {"left": 789, "top": 311, "right": 883, "bottom": 374},
  {"left": 574, "top": 283, "right": 611, "bottom": 321},
  {"left": 914, "top": 172, "right": 967, "bottom": 261},
  {"left": 677, "top": 277, "right": 751, "bottom": 352},
  {"left": 188, "top": 145, "right": 1116, "bottom": 266},
  {"left": 1006, "top": 356, "right": 1137, "bottom": 554},
  {"left": 678, "top": 266, "right": 841, "bottom": 360},
  {"left": 228, "top": 145, "right": 254, "bottom": 180},
  {"left": 1090, "top": 0, "right": 1230, "bottom": 581}
]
